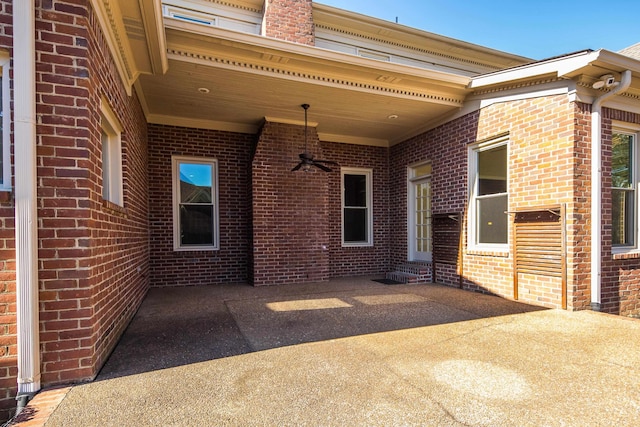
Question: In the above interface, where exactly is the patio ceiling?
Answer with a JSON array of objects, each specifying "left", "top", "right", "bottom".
[{"left": 135, "top": 19, "right": 474, "bottom": 146}]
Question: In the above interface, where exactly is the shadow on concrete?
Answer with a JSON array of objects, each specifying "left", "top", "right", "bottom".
[{"left": 96, "top": 277, "right": 544, "bottom": 380}]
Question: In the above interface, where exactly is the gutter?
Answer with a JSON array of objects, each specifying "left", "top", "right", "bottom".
[
  {"left": 590, "top": 70, "right": 632, "bottom": 310},
  {"left": 13, "top": 0, "right": 40, "bottom": 412}
]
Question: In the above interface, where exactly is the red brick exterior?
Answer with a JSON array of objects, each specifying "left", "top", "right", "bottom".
[
  {"left": 572, "top": 103, "right": 594, "bottom": 311},
  {"left": 0, "top": 0, "right": 638, "bottom": 421},
  {"left": 263, "top": 0, "right": 315, "bottom": 45},
  {"left": 390, "top": 96, "right": 640, "bottom": 317},
  {"left": 37, "top": 0, "right": 150, "bottom": 386},
  {"left": 147, "top": 125, "right": 254, "bottom": 287},
  {"left": 252, "top": 121, "right": 330, "bottom": 286},
  {"left": 600, "top": 108, "right": 640, "bottom": 316},
  {"left": 322, "top": 141, "right": 391, "bottom": 278},
  {"left": 392, "top": 96, "right": 587, "bottom": 310},
  {"left": 0, "top": 0, "right": 150, "bottom": 419}
]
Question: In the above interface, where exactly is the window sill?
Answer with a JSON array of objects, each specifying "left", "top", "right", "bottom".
[
  {"left": 466, "top": 248, "right": 509, "bottom": 258},
  {"left": 102, "top": 199, "right": 127, "bottom": 217},
  {"left": 173, "top": 246, "right": 219, "bottom": 252},
  {"left": 341, "top": 243, "right": 374, "bottom": 248},
  {"left": 612, "top": 250, "right": 640, "bottom": 260}
]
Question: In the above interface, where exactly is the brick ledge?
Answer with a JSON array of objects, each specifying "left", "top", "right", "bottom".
[
  {"left": 9, "top": 386, "right": 71, "bottom": 426},
  {"left": 0, "top": 190, "right": 11, "bottom": 203}
]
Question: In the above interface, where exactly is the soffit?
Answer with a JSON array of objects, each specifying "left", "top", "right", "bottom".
[{"left": 137, "top": 19, "right": 473, "bottom": 145}]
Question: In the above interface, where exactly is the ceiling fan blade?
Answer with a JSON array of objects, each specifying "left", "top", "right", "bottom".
[
  {"left": 291, "top": 163, "right": 303, "bottom": 171},
  {"left": 314, "top": 159, "right": 339, "bottom": 166},
  {"left": 314, "top": 163, "right": 333, "bottom": 172}
]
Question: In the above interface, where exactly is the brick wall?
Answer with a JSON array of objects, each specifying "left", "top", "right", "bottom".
[
  {"left": 321, "top": 141, "right": 391, "bottom": 277},
  {"left": 148, "top": 125, "right": 254, "bottom": 287},
  {"left": 600, "top": 107, "right": 640, "bottom": 317},
  {"left": 391, "top": 95, "right": 581, "bottom": 309},
  {"left": 263, "top": 0, "right": 315, "bottom": 45},
  {"left": 252, "top": 121, "right": 329, "bottom": 286},
  {"left": 36, "top": 0, "right": 149, "bottom": 394},
  {"left": 84, "top": 5, "right": 150, "bottom": 374},
  {"left": 390, "top": 111, "right": 475, "bottom": 273},
  {"left": 571, "top": 103, "right": 593, "bottom": 311},
  {"left": 0, "top": 0, "right": 151, "bottom": 418}
]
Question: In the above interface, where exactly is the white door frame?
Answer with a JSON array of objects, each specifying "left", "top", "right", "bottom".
[{"left": 408, "top": 165, "right": 432, "bottom": 262}]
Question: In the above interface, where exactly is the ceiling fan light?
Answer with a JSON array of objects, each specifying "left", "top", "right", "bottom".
[{"left": 302, "top": 163, "right": 314, "bottom": 172}]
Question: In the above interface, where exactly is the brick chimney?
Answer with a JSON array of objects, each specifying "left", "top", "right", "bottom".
[{"left": 263, "top": 0, "right": 315, "bottom": 45}]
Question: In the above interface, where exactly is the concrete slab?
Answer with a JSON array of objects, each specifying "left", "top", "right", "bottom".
[{"left": 11, "top": 278, "right": 640, "bottom": 426}]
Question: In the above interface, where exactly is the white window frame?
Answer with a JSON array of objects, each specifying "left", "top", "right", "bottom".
[
  {"left": 0, "top": 52, "right": 10, "bottom": 190},
  {"left": 100, "top": 98, "right": 123, "bottom": 206},
  {"left": 468, "top": 137, "right": 509, "bottom": 252},
  {"left": 611, "top": 122, "right": 640, "bottom": 255},
  {"left": 341, "top": 167, "right": 373, "bottom": 247},
  {"left": 172, "top": 156, "right": 220, "bottom": 251}
]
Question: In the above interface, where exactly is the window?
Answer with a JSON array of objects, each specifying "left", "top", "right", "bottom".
[
  {"left": 0, "top": 53, "right": 10, "bottom": 190},
  {"left": 172, "top": 156, "right": 219, "bottom": 251},
  {"left": 612, "top": 129, "right": 637, "bottom": 249},
  {"left": 100, "top": 98, "right": 123, "bottom": 206},
  {"left": 342, "top": 168, "right": 373, "bottom": 246},
  {"left": 469, "top": 138, "right": 508, "bottom": 250}
]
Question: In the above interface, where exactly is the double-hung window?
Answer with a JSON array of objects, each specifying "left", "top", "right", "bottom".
[
  {"left": 612, "top": 127, "right": 638, "bottom": 250},
  {"left": 172, "top": 156, "right": 219, "bottom": 251},
  {"left": 100, "top": 98, "right": 123, "bottom": 206},
  {"left": 0, "top": 52, "right": 10, "bottom": 190},
  {"left": 469, "top": 138, "right": 509, "bottom": 251},
  {"left": 342, "top": 168, "right": 373, "bottom": 247}
]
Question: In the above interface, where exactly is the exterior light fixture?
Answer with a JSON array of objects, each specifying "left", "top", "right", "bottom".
[{"left": 592, "top": 74, "right": 618, "bottom": 89}]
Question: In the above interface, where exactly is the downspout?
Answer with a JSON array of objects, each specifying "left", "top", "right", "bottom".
[
  {"left": 13, "top": 0, "right": 40, "bottom": 411},
  {"left": 590, "top": 70, "right": 632, "bottom": 311}
]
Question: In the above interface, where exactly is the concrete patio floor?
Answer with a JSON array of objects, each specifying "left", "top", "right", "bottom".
[{"left": 11, "top": 278, "right": 640, "bottom": 426}]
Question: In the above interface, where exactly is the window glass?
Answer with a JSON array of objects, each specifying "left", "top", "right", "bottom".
[
  {"left": 0, "top": 57, "right": 9, "bottom": 189},
  {"left": 612, "top": 132, "right": 635, "bottom": 247},
  {"left": 478, "top": 145, "right": 507, "bottom": 195},
  {"left": 0, "top": 76, "right": 4, "bottom": 187},
  {"left": 612, "top": 134, "right": 632, "bottom": 188},
  {"left": 344, "top": 209, "right": 367, "bottom": 242},
  {"left": 100, "top": 101, "right": 123, "bottom": 206},
  {"left": 412, "top": 163, "right": 432, "bottom": 178},
  {"left": 101, "top": 130, "right": 110, "bottom": 200},
  {"left": 612, "top": 189, "right": 634, "bottom": 246},
  {"left": 477, "top": 194, "right": 508, "bottom": 244},
  {"left": 344, "top": 174, "right": 367, "bottom": 207},
  {"left": 180, "top": 163, "right": 212, "bottom": 203}
]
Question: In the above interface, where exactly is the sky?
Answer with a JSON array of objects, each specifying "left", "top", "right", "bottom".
[{"left": 318, "top": 0, "right": 640, "bottom": 60}]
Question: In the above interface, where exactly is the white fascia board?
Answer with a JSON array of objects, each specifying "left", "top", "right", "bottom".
[
  {"left": 469, "top": 51, "right": 599, "bottom": 89},
  {"left": 139, "top": 0, "right": 169, "bottom": 74},
  {"left": 163, "top": 18, "right": 472, "bottom": 87},
  {"left": 470, "top": 49, "right": 640, "bottom": 89}
]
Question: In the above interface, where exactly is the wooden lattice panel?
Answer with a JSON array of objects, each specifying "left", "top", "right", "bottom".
[{"left": 513, "top": 205, "right": 566, "bottom": 308}]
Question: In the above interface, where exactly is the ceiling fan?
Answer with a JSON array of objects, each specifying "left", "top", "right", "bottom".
[{"left": 291, "top": 104, "right": 339, "bottom": 172}]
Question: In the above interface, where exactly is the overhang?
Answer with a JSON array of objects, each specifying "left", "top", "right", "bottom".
[
  {"left": 470, "top": 49, "right": 640, "bottom": 101},
  {"left": 136, "top": 16, "right": 476, "bottom": 146}
]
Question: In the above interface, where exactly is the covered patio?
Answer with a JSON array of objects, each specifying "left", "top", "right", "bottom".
[{"left": 12, "top": 279, "right": 640, "bottom": 426}]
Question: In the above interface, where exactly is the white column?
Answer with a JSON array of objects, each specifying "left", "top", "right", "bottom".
[{"left": 13, "top": 0, "right": 40, "bottom": 396}]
